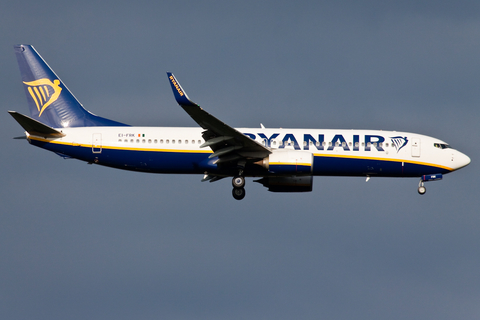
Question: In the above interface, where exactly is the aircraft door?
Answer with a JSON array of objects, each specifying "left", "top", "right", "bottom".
[
  {"left": 411, "top": 138, "right": 420, "bottom": 157},
  {"left": 92, "top": 133, "right": 102, "bottom": 153}
]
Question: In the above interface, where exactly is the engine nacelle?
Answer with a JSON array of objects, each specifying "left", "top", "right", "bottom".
[
  {"left": 255, "top": 176, "right": 313, "bottom": 192},
  {"left": 256, "top": 150, "right": 313, "bottom": 174}
]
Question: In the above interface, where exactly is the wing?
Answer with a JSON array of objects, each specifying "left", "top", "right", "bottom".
[{"left": 167, "top": 73, "right": 271, "bottom": 165}]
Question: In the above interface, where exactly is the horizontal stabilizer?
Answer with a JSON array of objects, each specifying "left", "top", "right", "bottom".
[{"left": 8, "top": 111, "right": 65, "bottom": 137}]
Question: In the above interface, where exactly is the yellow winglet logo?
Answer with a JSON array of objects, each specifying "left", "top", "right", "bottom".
[
  {"left": 169, "top": 75, "right": 184, "bottom": 97},
  {"left": 23, "top": 78, "right": 62, "bottom": 116}
]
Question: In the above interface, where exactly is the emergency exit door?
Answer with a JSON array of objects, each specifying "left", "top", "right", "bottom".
[{"left": 411, "top": 138, "right": 420, "bottom": 157}]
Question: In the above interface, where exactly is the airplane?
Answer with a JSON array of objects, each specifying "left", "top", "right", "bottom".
[{"left": 9, "top": 44, "right": 471, "bottom": 200}]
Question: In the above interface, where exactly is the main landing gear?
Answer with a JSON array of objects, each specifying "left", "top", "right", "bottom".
[
  {"left": 232, "top": 168, "right": 246, "bottom": 200},
  {"left": 232, "top": 176, "right": 245, "bottom": 188},
  {"left": 232, "top": 186, "right": 246, "bottom": 200}
]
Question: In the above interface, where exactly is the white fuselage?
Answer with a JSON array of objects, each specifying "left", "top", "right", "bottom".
[{"left": 27, "top": 126, "right": 471, "bottom": 177}]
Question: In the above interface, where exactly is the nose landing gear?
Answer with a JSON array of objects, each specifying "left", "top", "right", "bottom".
[
  {"left": 417, "top": 174, "right": 443, "bottom": 195},
  {"left": 418, "top": 180, "right": 426, "bottom": 195}
]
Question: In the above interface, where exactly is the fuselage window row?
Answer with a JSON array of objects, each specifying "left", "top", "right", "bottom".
[
  {"left": 115, "top": 138, "right": 396, "bottom": 149},
  {"left": 117, "top": 139, "right": 203, "bottom": 145}
]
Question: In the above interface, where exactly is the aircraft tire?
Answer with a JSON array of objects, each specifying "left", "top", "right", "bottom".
[
  {"left": 232, "top": 187, "right": 246, "bottom": 200},
  {"left": 232, "top": 176, "right": 245, "bottom": 188},
  {"left": 418, "top": 186, "right": 426, "bottom": 195}
]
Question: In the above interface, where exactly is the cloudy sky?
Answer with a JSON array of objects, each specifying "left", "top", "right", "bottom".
[{"left": 1, "top": 1, "right": 479, "bottom": 319}]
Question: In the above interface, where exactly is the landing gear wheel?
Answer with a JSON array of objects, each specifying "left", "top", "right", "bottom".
[
  {"left": 232, "top": 187, "right": 246, "bottom": 200},
  {"left": 418, "top": 186, "right": 426, "bottom": 195},
  {"left": 232, "top": 176, "right": 245, "bottom": 188}
]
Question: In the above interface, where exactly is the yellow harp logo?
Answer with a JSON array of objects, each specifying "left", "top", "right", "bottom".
[{"left": 23, "top": 78, "right": 62, "bottom": 116}]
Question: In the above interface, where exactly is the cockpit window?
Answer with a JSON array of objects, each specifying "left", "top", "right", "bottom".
[{"left": 434, "top": 143, "right": 451, "bottom": 149}]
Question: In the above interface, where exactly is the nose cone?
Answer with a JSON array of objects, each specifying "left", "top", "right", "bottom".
[{"left": 454, "top": 150, "right": 471, "bottom": 170}]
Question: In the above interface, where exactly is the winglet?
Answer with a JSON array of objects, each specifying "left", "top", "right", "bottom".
[{"left": 167, "top": 72, "right": 197, "bottom": 107}]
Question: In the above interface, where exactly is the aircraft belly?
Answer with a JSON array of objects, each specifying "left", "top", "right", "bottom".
[
  {"left": 312, "top": 155, "right": 402, "bottom": 177},
  {"left": 30, "top": 140, "right": 215, "bottom": 174},
  {"left": 311, "top": 155, "right": 450, "bottom": 177}
]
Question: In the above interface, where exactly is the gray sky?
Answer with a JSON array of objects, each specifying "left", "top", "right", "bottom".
[{"left": 1, "top": 1, "right": 479, "bottom": 319}]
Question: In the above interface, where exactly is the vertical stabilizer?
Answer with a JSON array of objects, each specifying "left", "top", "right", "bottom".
[{"left": 14, "top": 44, "right": 128, "bottom": 128}]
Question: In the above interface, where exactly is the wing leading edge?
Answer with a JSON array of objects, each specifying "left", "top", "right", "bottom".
[{"left": 167, "top": 73, "right": 271, "bottom": 166}]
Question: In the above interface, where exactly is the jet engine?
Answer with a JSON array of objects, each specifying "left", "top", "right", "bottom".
[
  {"left": 255, "top": 150, "right": 313, "bottom": 174},
  {"left": 254, "top": 176, "right": 313, "bottom": 192}
]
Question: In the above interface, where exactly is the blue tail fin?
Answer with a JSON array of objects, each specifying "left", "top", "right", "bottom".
[{"left": 14, "top": 45, "right": 128, "bottom": 128}]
